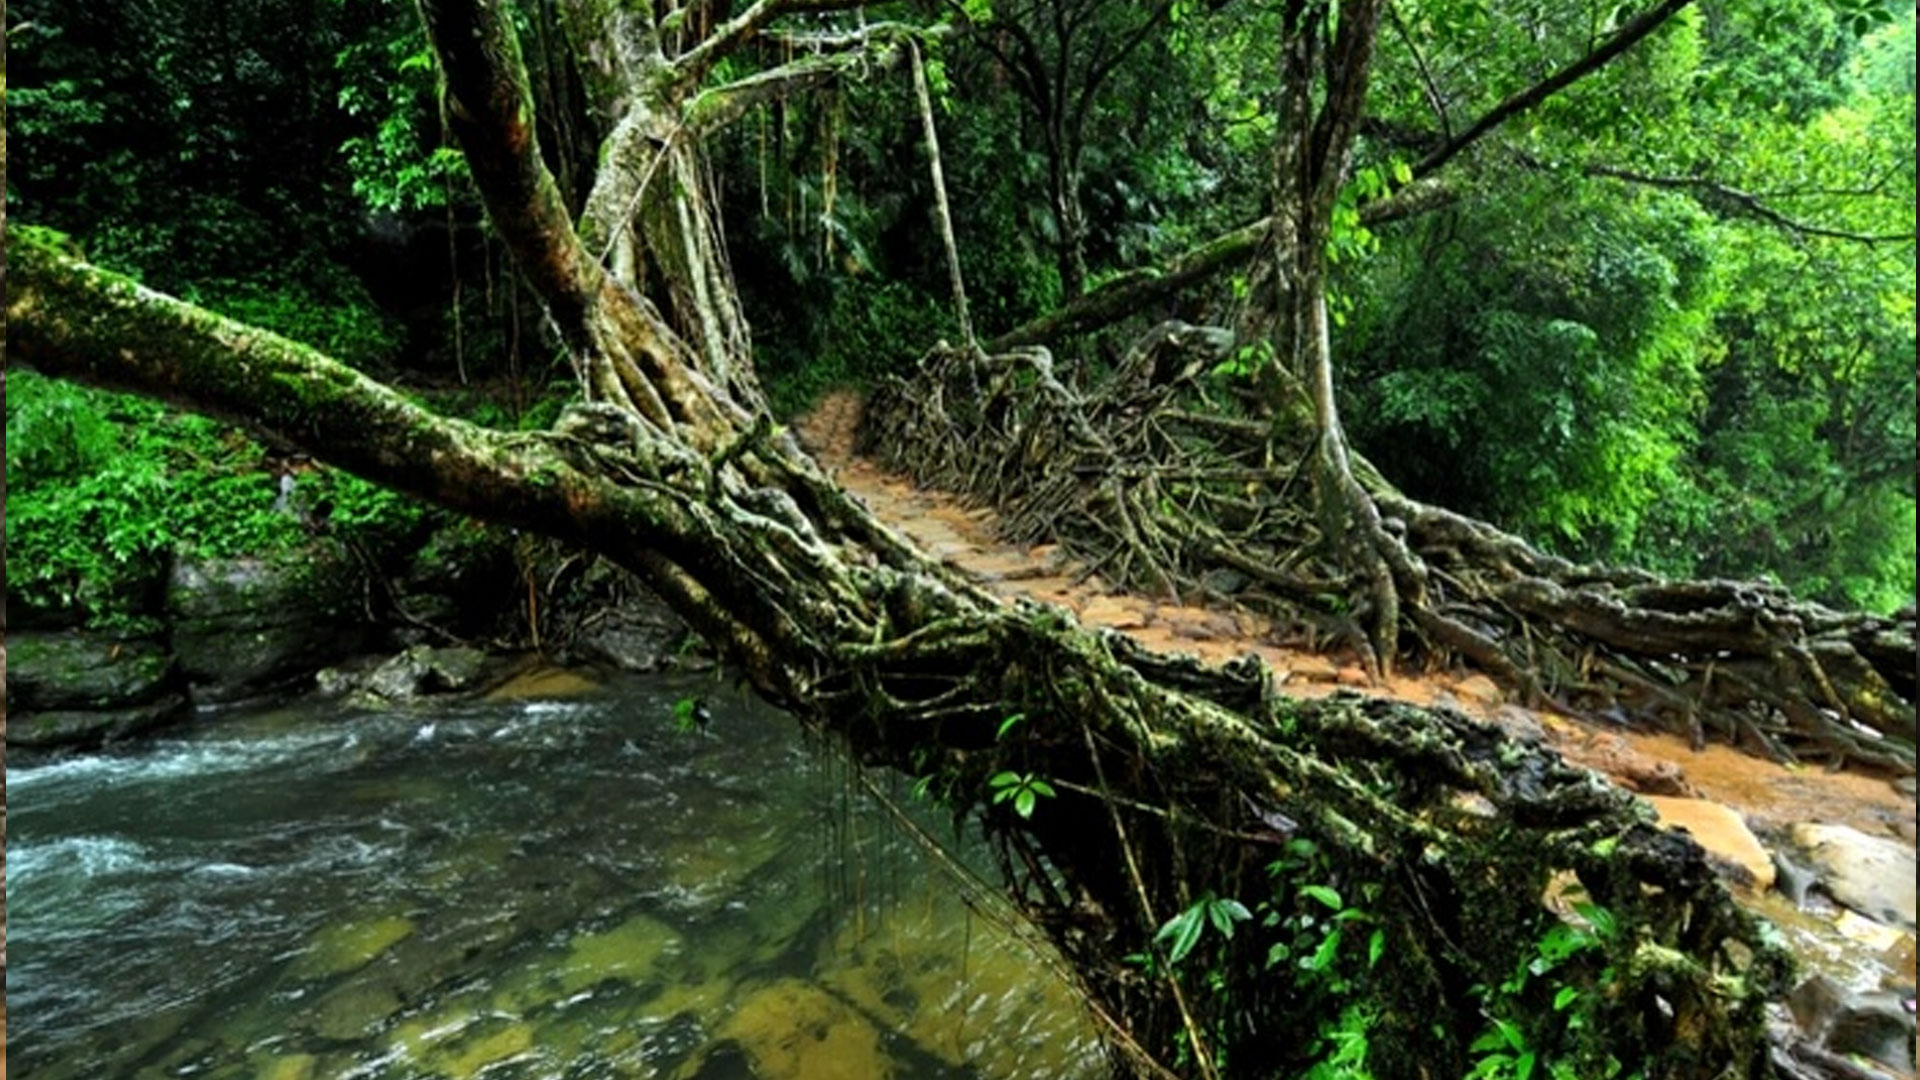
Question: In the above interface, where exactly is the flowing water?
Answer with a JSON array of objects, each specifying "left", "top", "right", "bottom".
[{"left": 6, "top": 673, "right": 1104, "bottom": 1080}]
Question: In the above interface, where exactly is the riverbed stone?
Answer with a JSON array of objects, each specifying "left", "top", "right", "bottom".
[
  {"left": 168, "top": 551, "right": 369, "bottom": 703},
  {"left": 310, "top": 980, "right": 404, "bottom": 1042},
  {"left": 1790, "top": 973, "right": 1917, "bottom": 1075},
  {"left": 361, "top": 645, "right": 490, "bottom": 700},
  {"left": 8, "top": 629, "right": 177, "bottom": 712},
  {"left": 713, "top": 978, "right": 889, "bottom": 1080},
  {"left": 298, "top": 913, "right": 417, "bottom": 978},
  {"left": 8, "top": 693, "right": 193, "bottom": 749},
  {"left": 1790, "top": 822, "right": 1917, "bottom": 931},
  {"left": 1645, "top": 796, "right": 1775, "bottom": 890}
]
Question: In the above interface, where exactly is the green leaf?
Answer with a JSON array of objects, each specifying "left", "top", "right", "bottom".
[
  {"left": 1553, "top": 986, "right": 1581, "bottom": 1011},
  {"left": 1205, "top": 899, "right": 1235, "bottom": 937},
  {"left": 1307, "top": 926, "right": 1343, "bottom": 972},
  {"left": 1014, "top": 788, "right": 1037, "bottom": 819},
  {"left": 1368, "top": 928, "right": 1386, "bottom": 968},
  {"left": 1299, "top": 884, "right": 1344, "bottom": 910},
  {"left": 1516, "top": 1050, "right": 1537, "bottom": 1080},
  {"left": 1470, "top": 1028, "right": 1509, "bottom": 1054},
  {"left": 988, "top": 771, "right": 1022, "bottom": 789},
  {"left": 996, "top": 712, "right": 1026, "bottom": 740},
  {"left": 1574, "top": 902, "right": 1618, "bottom": 939},
  {"left": 1156, "top": 906, "right": 1207, "bottom": 966}
]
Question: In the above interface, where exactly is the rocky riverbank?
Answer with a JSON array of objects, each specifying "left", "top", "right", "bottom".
[{"left": 6, "top": 528, "right": 706, "bottom": 752}]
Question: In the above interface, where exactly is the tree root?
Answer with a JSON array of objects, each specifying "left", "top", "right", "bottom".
[{"left": 865, "top": 330, "right": 1916, "bottom": 773}]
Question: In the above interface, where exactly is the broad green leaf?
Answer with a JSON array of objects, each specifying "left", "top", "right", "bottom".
[
  {"left": 1156, "top": 906, "right": 1206, "bottom": 966},
  {"left": 1299, "top": 884, "right": 1344, "bottom": 910}
]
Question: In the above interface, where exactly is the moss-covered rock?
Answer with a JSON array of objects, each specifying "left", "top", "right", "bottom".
[
  {"left": 6, "top": 628, "right": 191, "bottom": 748},
  {"left": 8, "top": 629, "right": 179, "bottom": 712},
  {"left": 8, "top": 694, "right": 193, "bottom": 749},
  {"left": 168, "top": 550, "right": 372, "bottom": 703}
]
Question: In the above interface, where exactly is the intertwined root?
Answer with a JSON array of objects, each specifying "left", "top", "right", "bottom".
[{"left": 865, "top": 328, "right": 1916, "bottom": 773}]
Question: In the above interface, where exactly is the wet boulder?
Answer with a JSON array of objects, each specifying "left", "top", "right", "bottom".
[
  {"left": 168, "top": 550, "right": 371, "bottom": 704},
  {"left": 7, "top": 695, "right": 193, "bottom": 749},
  {"left": 362, "top": 645, "right": 491, "bottom": 700},
  {"left": 1790, "top": 822, "right": 1917, "bottom": 931},
  {"left": 5, "top": 629, "right": 191, "bottom": 748},
  {"left": 1646, "top": 795, "right": 1775, "bottom": 890},
  {"left": 1788, "top": 973, "right": 1916, "bottom": 1076}
]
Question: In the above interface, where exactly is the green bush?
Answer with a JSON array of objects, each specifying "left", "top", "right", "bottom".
[{"left": 5, "top": 371, "right": 426, "bottom": 621}]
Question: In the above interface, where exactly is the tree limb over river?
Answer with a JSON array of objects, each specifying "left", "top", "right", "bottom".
[{"left": 9, "top": 0, "right": 1913, "bottom": 1074}]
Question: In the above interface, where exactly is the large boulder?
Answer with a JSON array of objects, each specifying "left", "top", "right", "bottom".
[
  {"left": 7, "top": 629, "right": 177, "bottom": 712},
  {"left": 393, "top": 522, "right": 520, "bottom": 640},
  {"left": 6, "top": 629, "right": 192, "bottom": 748},
  {"left": 8, "top": 695, "right": 192, "bottom": 749},
  {"left": 1646, "top": 796, "right": 1776, "bottom": 890},
  {"left": 1789, "top": 822, "right": 1917, "bottom": 931},
  {"left": 549, "top": 558, "right": 697, "bottom": 672},
  {"left": 1788, "top": 973, "right": 1916, "bottom": 1076},
  {"left": 168, "top": 550, "right": 371, "bottom": 704}
]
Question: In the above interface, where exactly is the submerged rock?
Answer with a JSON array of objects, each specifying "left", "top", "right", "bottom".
[
  {"left": 708, "top": 978, "right": 890, "bottom": 1080},
  {"left": 1790, "top": 823, "right": 1917, "bottom": 932}
]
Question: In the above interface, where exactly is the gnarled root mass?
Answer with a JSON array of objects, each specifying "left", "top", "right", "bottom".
[
  {"left": 915, "top": 623, "right": 1794, "bottom": 1079},
  {"left": 864, "top": 330, "right": 1916, "bottom": 774},
  {"left": 16, "top": 233, "right": 1793, "bottom": 1079}
]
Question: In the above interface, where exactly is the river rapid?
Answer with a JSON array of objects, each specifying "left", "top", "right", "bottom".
[{"left": 6, "top": 672, "right": 1104, "bottom": 1080}]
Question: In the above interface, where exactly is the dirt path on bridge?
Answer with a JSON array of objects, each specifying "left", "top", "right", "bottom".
[{"left": 799, "top": 390, "right": 1916, "bottom": 999}]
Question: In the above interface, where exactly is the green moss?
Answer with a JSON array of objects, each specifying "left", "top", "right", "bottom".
[
  {"left": 297, "top": 914, "right": 417, "bottom": 978},
  {"left": 555, "top": 912, "right": 681, "bottom": 993}
]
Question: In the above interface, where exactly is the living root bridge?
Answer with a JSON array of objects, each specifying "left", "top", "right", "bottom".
[
  {"left": 864, "top": 330, "right": 1918, "bottom": 774},
  {"left": 13, "top": 227, "right": 1794, "bottom": 1079}
]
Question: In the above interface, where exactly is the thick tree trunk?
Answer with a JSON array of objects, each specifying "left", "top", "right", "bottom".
[
  {"left": 1052, "top": 150, "right": 1092, "bottom": 299},
  {"left": 1258, "top": 0, "right": 1408, "bottom": 676},
  {"left": 9, "top": 1, "right": 1796, "bottom": 1074}
]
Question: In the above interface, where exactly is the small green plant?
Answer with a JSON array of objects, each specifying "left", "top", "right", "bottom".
[
  {"left": 668, "top": 695, "right": 712, "bottom": 735},
  {"left": 995, "top": 712, "right": 1027, "bottom": 740},
  {"left": 1260, "top": 840, "right": 1384, "bottom": 994},
  {"left": 987, "top": 771, "right": 1056, "bottom": 819},
  {"left": 1155, "top": 892, "right": 1253, "bottom": 966},
  {"left": 1301, "top": 1004, "right": 1376, "bottom": 1080},
  {"left": 1465, "top": 900, "right": 1623, "bottom": 1080}
]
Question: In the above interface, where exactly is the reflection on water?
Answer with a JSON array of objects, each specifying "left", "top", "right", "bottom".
[{"left": 7, "top": 673, "right": 1104, "bottom": 1079}]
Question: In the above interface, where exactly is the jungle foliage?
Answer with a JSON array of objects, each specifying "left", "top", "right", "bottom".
[{"left": 9, "top": 0, "right": 1912, "bottom": 613}]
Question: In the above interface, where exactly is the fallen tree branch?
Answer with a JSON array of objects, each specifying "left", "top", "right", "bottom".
[{"left": 1582, "top": 163, "right": 1915, "bottom": 244}]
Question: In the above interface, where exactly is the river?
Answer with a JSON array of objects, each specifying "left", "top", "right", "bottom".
[{"left": 6, "top": 672, "right": 1105, "bottom": 1079}]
